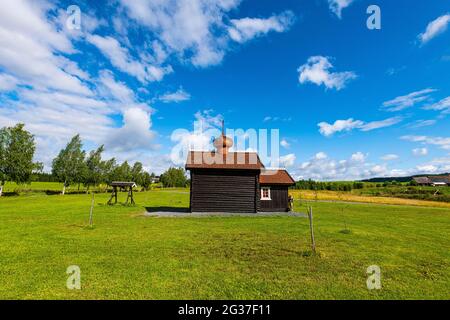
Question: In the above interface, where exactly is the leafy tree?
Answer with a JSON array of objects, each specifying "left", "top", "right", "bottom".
[
  {"left": 131, "top": 162, "right": 144, "bottom": 185},
  {"left": 84, "top": 145, "right": 107, "bottom": 190},
  {"left": 160, "top": 167, "right": 187, "bottom": 188},
  {"left": 110, "top": 161, "right": 132, "bottom": 182},
  {"left": 0, "top": 124, "right": 39, "bottom": 191},
  {"left": 141, "top": 172, "right": 152, "bottom": 190},
  {"left": 52, "top": 135, "right": 87, "bottom": 194}
]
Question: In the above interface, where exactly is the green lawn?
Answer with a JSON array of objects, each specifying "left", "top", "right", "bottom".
[{"left": 0, "top": 189, "right": 449, "bottom": 299}]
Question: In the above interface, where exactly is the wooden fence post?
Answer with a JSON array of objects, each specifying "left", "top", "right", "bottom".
[
  {"left": 308, "top": 206, "right": 316, "bottom": 253},
  {"left": 89, "top": 192, "right": 95, "bottom": 227}
]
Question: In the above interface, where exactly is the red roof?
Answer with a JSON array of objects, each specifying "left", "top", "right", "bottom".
[
  {"left": 185, "top": 151, "right": 265, "bottom": 170},
  {"left": 260, "top": 169, "right": 296, "bottom": 185}
]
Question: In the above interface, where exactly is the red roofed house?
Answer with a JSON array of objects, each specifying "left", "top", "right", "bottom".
[{"left": 185, "top": 126, "right": 295, "bottom": 213}]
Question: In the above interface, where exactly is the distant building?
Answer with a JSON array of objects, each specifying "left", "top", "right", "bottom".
[
  {"left": 151, "top": 176, "right": 160, "bottom": 184},
  {"left": 185, "top": 123, "right": 295, "bottom": 213},
  {"left": 413, "top": 175, "right": 450, "bottom": 186}
]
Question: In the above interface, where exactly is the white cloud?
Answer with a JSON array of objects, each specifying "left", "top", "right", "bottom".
[
  {"left": 159, "top": 87, "right": 191, "bottom": 103},
  {"left": 418, "top": 14, "right": 450, "bottom": 44},
  {"left": 296, "top": 151, "right": 395, "bottom": 181},
  {"left": 381, "top": 154, "right": 399, "bottom": 161},
  {"left": 407, "top": 119, "right": 437, "bottom": 129},
  {"left": 0, "top": 0, "right": 91, "bottom": 95},
  {"left": 87, "top": 34, "right": 172, "bottom": 83},
  {"left": 350, "top": 152, "right": 367, "bottom": 162},
  {"left": 359, "top": 117, "right": 403, "bottom": 131},
  {"left": 412, "top": 148, "right": 428, "bottom": 157},
  {"left": 0, "top": 73, "right": 19, "bottom": 92},
  {"left": 228, "top": 11, "right": 294, "bottom": 43},
  {"left": 263, "top": 116, "right": 292, "bottom": 122},
  {"left": 119, "top": 0, "right": 293, "bottom": 68},
  {"left": 280, "top": 153, "right": 296, "bottom": 168},
  {"left": 415, "top": 164, "right": 437, "bottom": 173},
  {"left": 298, "top": 56, "right": 357, "bottom": 90},
  {"left": 418, "top": 157, "right": 450, "bottom": 173},
  {"left": 423, "top": 96, "right": 450, "bottom": 114},
  {"left": 382, "top": 88, "right": 436, "bottom": 111},
  {"left": 318, "top": 117, "right": 401, "bottom": 137},
  {"left": 280, "top": 139, "right": 290, "bottom": 149},
  {"left": 170, "top": 110, "right": 223, "bottom": 165},
  {"left": 402, "top": 135, "right": 450, "bottom": 150},
  {"left": 328, "top": 0, "right": 355, "bottom": 18},
  {"left": 318, "top": 118, "right": 363, "bottom": 137},
  {"left": 315, "top": 152, "right": 328, "bottom": 160},
  {"left": 105, "top": 108, "right": 156, "bottom": 152}
]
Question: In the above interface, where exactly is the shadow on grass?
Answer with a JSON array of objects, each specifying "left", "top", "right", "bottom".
[{"left": 145, "top": 206, "right": 189, "bottom": 213}]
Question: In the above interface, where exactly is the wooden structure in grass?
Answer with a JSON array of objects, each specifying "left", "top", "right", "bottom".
[
  {"left": 185, "top": 121, "right": 295, "bottom": 213},
  {"left": 108, "top": 181, "right": 137, "bottom": 205}
]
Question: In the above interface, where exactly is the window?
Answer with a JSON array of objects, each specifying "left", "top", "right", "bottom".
[{"left": 261, "top": 187, "right": 271, "bottom": 200}]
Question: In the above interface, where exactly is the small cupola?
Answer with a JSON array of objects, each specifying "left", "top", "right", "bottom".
[{"left": 213, "top": 120, "right": 233, "bottom": 155}]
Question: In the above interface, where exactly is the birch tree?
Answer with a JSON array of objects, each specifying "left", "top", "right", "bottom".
[{"left": 52, "top": 135, "right": 86, "bottom": 195}]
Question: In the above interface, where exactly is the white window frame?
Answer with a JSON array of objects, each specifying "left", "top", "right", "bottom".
[{"left": 261, "top": 187, "right": 271, "bottom": 200}]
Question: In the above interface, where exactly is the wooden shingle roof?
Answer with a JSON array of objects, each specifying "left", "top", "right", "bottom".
[
  {"left": 185, "top": 151, "right": 265, "bottom": 170},
  {"left": 260, "top": 169, "right": 296, "bottom": 185}
]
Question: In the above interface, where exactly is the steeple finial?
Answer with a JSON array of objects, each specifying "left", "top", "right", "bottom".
[{"left": 221, "top": 119, "right": 225, "bottom": 135}]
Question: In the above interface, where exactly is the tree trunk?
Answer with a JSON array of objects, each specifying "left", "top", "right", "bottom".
[
  {"left": 62, "top": 181, "right": 66, "bottom": 195},
  {"left": 0, "top": 185, "right": 3, "bottom": 197}
]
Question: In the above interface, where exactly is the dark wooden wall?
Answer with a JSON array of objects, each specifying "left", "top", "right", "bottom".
[
  {"left": 190, "top": 169, "right": 259, "bottom": 213},
  {"left": 259, "top": 185, "right": 289, "bottom": 212}
]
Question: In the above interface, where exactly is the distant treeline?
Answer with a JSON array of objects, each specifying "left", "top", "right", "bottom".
[
  {"left": 293, "top": 179, "right": 415, "bottom": 191},
  {"left": 362, "top": 173, "right": 450, "bottom": 183},
  {"left": 1, "top": 124, "right": 188, "bottom": 195},
  {"left": 293, "top": 180, "right": 365, "bottom": 191}
]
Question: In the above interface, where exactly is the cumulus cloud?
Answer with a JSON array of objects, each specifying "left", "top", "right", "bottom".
[
  {"left": 159, "top": 87, "right": 191, "bottom": 103},
  {"left": 412, "top": 148, "right": 428, "bottom": 157},
  {"left": 0, "top": 0, "right": 157, "bottom": 171},
  {"left": 296, "top": 151, "right": 393, "bottom": 181},
  {"left": 418, "top": 14, "right": 450, "bottom": 44},
  {"left": 382, "top": 88, "right": 436, "bottom": 111},
  {"left": 87, "top": 34, "right": 172, "bottom": 83},
  {"left": 228, "top": 11, "right": 295, "bottom": 43},
  {"left": 0, "top": 0, "right": 91, "bottom": 95},
  {"left": 328, "top": 0, "right": 355, "bottom": 18},
  {"left": 106, "top": 107, "right": 156, "bottom": 152},
  {"left": 381, "top": 154, "right": 399, "bottom": 161},
  {"left": 170, "top": 110, "right": 223, "bottom": 165},
  {"left": 280, "top": 139, "right": 290, "bottom": 149},
  {"left": 318, "top": 117, "right": 402, "bottom": 137},
  {"left": 280, "top": 153, "right": 296, "bottom": 168},
  {"left": 119, "top": 0, "right": 293, "bottom": 67},
  {"left": 318, "top": 119, "right": 363, "bottom": 136},
  {"left": 298, "top": 56, "right": 357, "bottom": 90}
]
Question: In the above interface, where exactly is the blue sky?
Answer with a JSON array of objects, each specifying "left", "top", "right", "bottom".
[{"left": 0, "top": 0, "right": 449, "bottom": 179}]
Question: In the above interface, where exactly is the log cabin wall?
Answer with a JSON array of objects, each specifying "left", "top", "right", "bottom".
[
  {"left": 259, "top": 185, "right": 289, "bottom": 212},
  {"left": 190, "top": 169, "right": 259, "bottom": 213}
]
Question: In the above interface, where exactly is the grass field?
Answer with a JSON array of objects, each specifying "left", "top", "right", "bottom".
[
  {"left": 0, "top": 188, "right": 449, "bottom": 299},
  {"left": 291, "top": 189, "right": 450, "bottom": 209}
]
